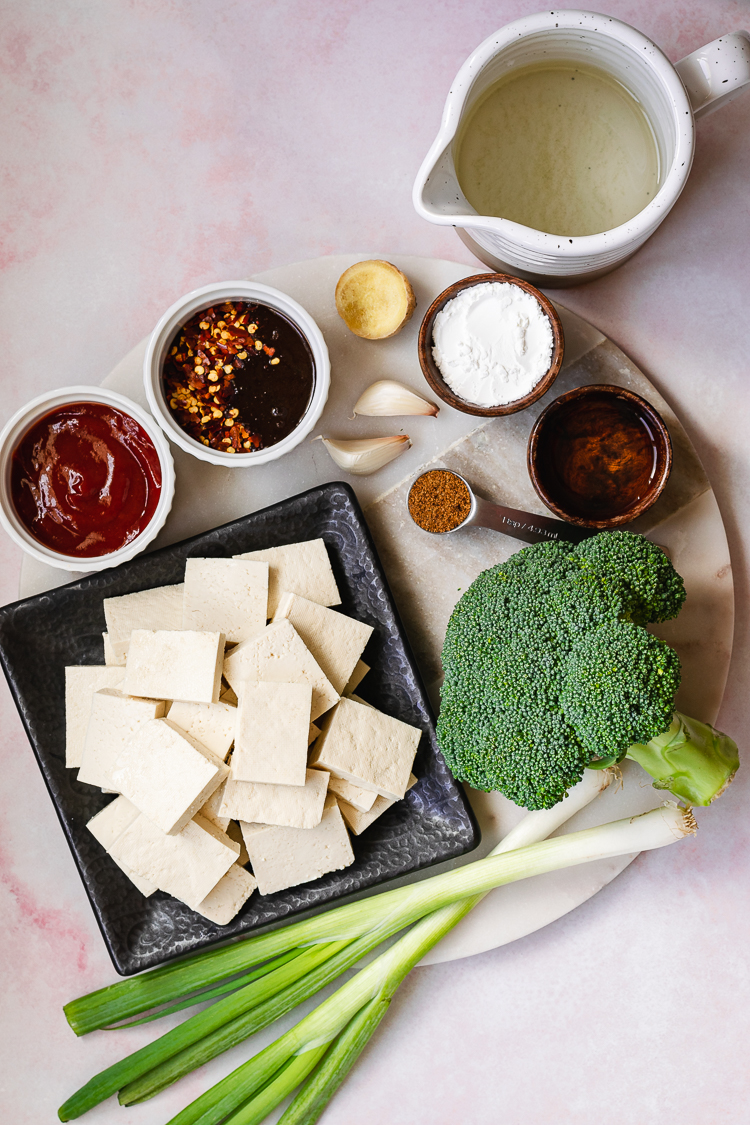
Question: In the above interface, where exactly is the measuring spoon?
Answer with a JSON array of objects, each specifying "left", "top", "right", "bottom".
[{"left": 408, "top": 470, "right": 591, "bottom": 546}]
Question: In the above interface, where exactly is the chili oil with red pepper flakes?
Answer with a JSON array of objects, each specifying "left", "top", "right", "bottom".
[{"left": 161, "top": 301, "right": 315, "bottom": 453}]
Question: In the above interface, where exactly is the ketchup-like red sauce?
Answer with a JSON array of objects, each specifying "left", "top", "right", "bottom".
[{"left": 10, "top": 402, "right": 162, "bottom": 558}]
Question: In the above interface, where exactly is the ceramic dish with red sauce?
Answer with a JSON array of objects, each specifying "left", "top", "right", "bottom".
[{"left": 0, "top": 387, "right": 175, "bottom": 571}]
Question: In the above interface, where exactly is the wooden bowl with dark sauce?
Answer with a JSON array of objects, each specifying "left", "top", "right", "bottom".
[
  {"left": 527, "top": 384, "right": 672, "bottom": 529},
  {"left": 418, "top": 273, "right": 565, "bottom": 417}
]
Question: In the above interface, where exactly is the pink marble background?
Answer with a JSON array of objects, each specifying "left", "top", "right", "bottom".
[{"left": 1, "top": 2, "right": 749, "bottom": 1122}]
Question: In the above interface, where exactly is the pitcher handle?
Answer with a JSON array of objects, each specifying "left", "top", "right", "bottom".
[{"left": 675, "top": 30, "right": 750, "bottom": 118}]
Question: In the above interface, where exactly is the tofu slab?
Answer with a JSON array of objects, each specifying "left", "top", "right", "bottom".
[
  {"left": 326, "top": 774, "right": 378, "bottom": 812},
  {"left": 232, "top": 681, "right": 312, "bottom": 786},
  {"left": 182, "top": 558, "right": 269, "bottom": 644},
  {"left": 272, "top": 594, "right": 373, "bottom": 694},
  {"left": 220, "top": 768, "right": 329, "bottom": 828},
  {"left": 343, "top": 660, "right": 370, "bottom": 696},
  {"left": 220, "top": 682, "right": 238, "bottom": 706},
  {"left": 197, "top": 779, "right": 231, "bottom": 832},
  {"left": 223, "top": 620, "right": 338, "bottom": 721},
  {"left": 102, "top": 633, "right": 126, "bottom": 666},
  {"left": 309, "top": 697, "right": 421, "bottom": 801},
  {"left": 78, "top": 689, "right": 167, "bottom": 790},
  {"left": 121, "top": 630, "right": 224, "bottom": 704},
  {"left": 168, "top": 700, "right": 237, "bottom": 760},
  {"left": 109, "top": 812, "right": 240, "bottom": 909},
  {"left": 240, "top": 794, "right": 354, "bottom": 895},
  {"left": 226, "top": 820, "right": 249, "bottom": 866},
  {"left": 336, "top": 774, "right": 418, "bottom": 835},
  {"left": 65, "top": 666, "right": 125, "bottom": 768},
  {"left": 193, "top": 864, "right": 257, "bottom": 925},
  {"left": 111, "top": 717, "right": 229, "bottom": 835},
  {"left": 103, "top": 584, "right": 185, "bottom": 657},
  {"left": 233, "top": 539, "right": 340, "bottom": 617},
  {"left": 86, "top": 795, "right": 158, "bottom": 896}
]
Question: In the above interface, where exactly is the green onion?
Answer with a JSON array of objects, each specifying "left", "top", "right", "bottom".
[
  {"left": 117, "top": 919, "right": 419, "bottom": 1106},
  {"left": 58, "top": 942, "right": 347, "bottom": 1121},
  {"left": 220, "top": 1046, "right": 329, "bottom": 1125},
  {"left": 277, "top": 998, "right": 391, "bottom": 1125},
  {"left": 59, "top": 770, "right": 615, "bottom": 1120},
  {"left": 162, "top": 802, "right": 695, "bottom": 1125},
  {"left": 109, "top": 949, "right": 304, "bottom": 1028}
]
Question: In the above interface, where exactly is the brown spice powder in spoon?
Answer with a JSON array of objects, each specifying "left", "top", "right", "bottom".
[{"left": 408, "top": 470, "right": 471, "bottom": 533}]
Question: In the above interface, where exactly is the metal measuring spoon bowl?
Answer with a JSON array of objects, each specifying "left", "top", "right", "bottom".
[{"left": 406, "top": 469, "right": 590, "bottom": 546}]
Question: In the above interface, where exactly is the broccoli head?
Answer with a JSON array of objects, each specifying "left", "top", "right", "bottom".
[{"left": 437, "top": 530, "right": 738, "bottom": 809}]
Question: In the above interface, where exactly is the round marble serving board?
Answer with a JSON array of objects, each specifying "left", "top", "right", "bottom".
[{"left": 20, "top": 255, "right": 734, "bottom": 967}]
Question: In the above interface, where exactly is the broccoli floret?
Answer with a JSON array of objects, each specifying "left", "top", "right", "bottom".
[
  {"left": 437, "top": 530, "right": 737, "bottom": 810},
  {"left": 560, "top": 621, "right": 681, "bottom": 759}
]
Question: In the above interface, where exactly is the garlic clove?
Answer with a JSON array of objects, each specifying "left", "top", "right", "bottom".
[
  {"left": 317, "top": 435, "right": 411, "bottom": 476},
  {"left": 353, "top": 380, "right": 439, "bottom": 418}
]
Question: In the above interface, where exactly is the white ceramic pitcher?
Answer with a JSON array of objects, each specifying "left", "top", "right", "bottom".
[{"left": 413, "top": 11, "right": 750, "bottom": 286}]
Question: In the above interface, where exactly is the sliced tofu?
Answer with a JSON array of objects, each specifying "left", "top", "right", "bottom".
[
  {"left": 272, "top": 593, "right": 373, "bottom": 695},
  {"left": 64, "top": 666, "right": 125, "bottom": 768},
  {"left": 220, "top": 682, "right": 238, "bottom": 707},
  {"left": 197, "top": 779, "right": 231, "bottom": 832},
  {"left": 309, "top": 697, "right": 420, "bottom": 801},
  {"left": 336, "top": 774, "right": 417, "bottom": 836},
  {"left": 109, "top": 812, "right": 240, "bottom": 909},
  {"left": 226, "top": 820, "right": 249, "bottom": 867},
  {"left": 86, "top": 795, "right": 158, "bottom": 896},
  {"left": 240, "top": 794, "right": 354, "bottom": 895},
  {"left": 223, "top": 620, "right": 338, "bottom": 721},
  {"left": 220, "top": 768, "right": 329, "bottom": 829},
  {"left": 326, "top": 774, "right": 378, "bottom": 812},
  {"left": 343, "top": 660, "right": 370, "bottom": 696},
  {"left": 103, "top": 584, "right": 185, "bottom": 660},
  {"left": 167, "top": 700, "right": 236, "bottom": 760},
  {"left": 111, "top": 717, "right": 229, "bottom": 835},
  {"left": 192, "top": 864, "right": 257, "bottom": 925},
  {"left": 121, "top": 630, "right": 224, "bottom": 704},
  {"left": 77, "top": 689, "right": 167, "bottom": 790},
  {"left": 232, "top": 681, "right": 312, "bottom": 787},
  {"left": 102, "top": 633, "right": 126, "bottom": 666},
  {"left": 308, "top": 722, "right": 321, "bottom": 746},
  {"left": 233, "top": 539, "right": 340, "bottom": 617},
  {"left": 182, "top": 558, "right": 269, "bottom": 644}
]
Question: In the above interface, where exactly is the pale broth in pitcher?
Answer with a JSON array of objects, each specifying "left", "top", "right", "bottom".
[{"left": 455, "top": 62, "right": 660, "bottom": 237}]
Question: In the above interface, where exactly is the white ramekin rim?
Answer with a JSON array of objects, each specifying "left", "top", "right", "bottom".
[
  {"left": 413, "top": 9, "right": 694, "bottom": 259},
  {"left": 0, "top": 385, "right": 175, "bottom": 572},
  {"left": 143, "top": 280, "right": 331, "bottom": 466}
]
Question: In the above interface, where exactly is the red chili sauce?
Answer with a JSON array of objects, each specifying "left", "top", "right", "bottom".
[{"left": 10, "top": 402, "right": 162, "bottom": 558}]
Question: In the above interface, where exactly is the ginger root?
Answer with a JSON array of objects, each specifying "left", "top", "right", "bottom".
[{"left": 335, "top": 260, "right": 416, "bottom": 340}]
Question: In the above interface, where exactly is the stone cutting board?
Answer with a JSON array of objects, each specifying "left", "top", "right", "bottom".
[{"left": 19, "top": 255, "right": 734, "bottom": 966}]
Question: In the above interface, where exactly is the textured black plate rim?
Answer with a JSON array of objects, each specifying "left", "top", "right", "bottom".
[{"left": 0, "top": 481, "right": 480, "bottom": 975}]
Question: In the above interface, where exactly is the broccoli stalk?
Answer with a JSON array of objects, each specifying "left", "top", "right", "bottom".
[
  {"left": 626, "top": 712, "right": 738, "bottom": 806},
  {"left": 437, "top": 530, "right": 739, "bottom": 810}
]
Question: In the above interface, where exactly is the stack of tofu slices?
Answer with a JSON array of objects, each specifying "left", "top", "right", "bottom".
[{"left": 66, "top": 539, "right": 421, "bottom": 927}]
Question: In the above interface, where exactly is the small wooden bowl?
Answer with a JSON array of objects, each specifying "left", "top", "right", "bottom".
[
  {"left": 527, "top": 384, "right": 672, "bottom": 529},
  {"left": 417, "top": 273, "right": 565, "bottom": 417}
]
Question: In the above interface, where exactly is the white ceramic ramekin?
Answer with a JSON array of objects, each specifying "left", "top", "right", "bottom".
[
  {"left": 143, "top": 281, "right": 331, "bottom": 466},
  {"left": 0, "top": 386, "right": 175, "bottom": 572}
]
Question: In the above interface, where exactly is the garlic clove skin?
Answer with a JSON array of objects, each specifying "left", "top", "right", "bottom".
[
  {"left": 353, "top": 380, "right": 438, "bottom": 417},
  {"left": 318, "top": 435, "right": 411, "bottom": 475}
]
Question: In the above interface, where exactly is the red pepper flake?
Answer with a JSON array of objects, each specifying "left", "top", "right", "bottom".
[{"left": 161, "top": 301, "right": 266, "bottom": 453}]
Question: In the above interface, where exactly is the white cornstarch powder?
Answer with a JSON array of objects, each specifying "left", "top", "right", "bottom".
[{"left": 431, "top": 282, "right": 554, "bottom": 407}]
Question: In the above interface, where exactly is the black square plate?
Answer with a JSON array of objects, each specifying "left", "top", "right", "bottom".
[{"left": 0, "top": 482, "right": 479, "bottom": 975}]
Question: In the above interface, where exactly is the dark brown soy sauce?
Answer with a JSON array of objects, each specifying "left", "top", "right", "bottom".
[
  {"left": 535, "top": 391, "right": 661, "bottom": 521},
  {"left": 233, "top": 305, "right": 314, "bottom": 448}
]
